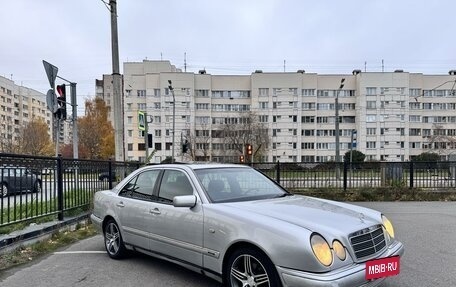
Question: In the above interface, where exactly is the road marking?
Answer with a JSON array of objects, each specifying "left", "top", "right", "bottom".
[{"left": 54, "top": 251, "right": 106, "bottom": 254}]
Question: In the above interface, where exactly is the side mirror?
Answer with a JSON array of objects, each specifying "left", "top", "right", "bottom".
[{"left": 173, "top": 195, "right": 197, "bottom": 208}]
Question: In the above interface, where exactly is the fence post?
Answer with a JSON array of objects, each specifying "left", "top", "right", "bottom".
[
  {"left": 276, "top": 161, "right": 281, "bottom": 184},
  {"left": 108, "top": 159, "right": 113, "bottom": 190},
  {"left": 343, "top": 160, "right": 348, "bottom": 191},
  {"left": 57, "top": 154, "right": 64, "bottom": 221},
  {"left": 409, "top": 161, "right": 414, "bottom": 189}
]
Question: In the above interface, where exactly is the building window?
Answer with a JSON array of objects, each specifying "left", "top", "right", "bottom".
[
  {"left": 366, "top": 87, "right": 376, "bottom": 96},
  {"left": 366, "top": 141, "right": 376, "bottom": 149},
  {"left": 366, "top": 101, "right": 376, "bottom": 109},
  {"left": 301, "top": 116, "right": 315, "bottom": 123},
  {"left": 195, "top": 90, "right": 209, "bottom": 97},
  {"left": 259, "top": 88, "right": 269, "bottom": 96},
  {"left": 138, "top": 143, "right": 145, "bottom": 151},
  {"left": 366, "top": 115, "right": 376, "bottom": 122},
  {"left": 154, "top": 143, "right": 162, "bottom": 150},
  {"left": 366, "top": 128, "right": 376, "bottom": 135},
  {"left": 259, "top": 115, "right": 268, "bottom": 122},
  {"left": 137, "top": 90, "right": 146, "bottom": 97},
  {"left": 127, "top": 143, "right": 133, "bottom": 151},
  {"left": 302, "top": 89, "right": 315, "bottom": 96}
]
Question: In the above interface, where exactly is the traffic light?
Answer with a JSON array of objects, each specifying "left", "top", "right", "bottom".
[
  {"left": 246, "top": 144, "right": 253, "bottom": 155},
  {"left": 56, "top": 84, "right": 66, "bottom": 119},
  {"left": 182, "top": 140, "right": 189, "bottom": 153},
  {"left": 239, "top": 155, "right": 245, "bottom": 163}
]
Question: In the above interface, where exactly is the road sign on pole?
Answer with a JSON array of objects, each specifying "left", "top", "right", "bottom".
[
  {"left": 46, "top": 89, "right": 59, "bottom": 113},
  {"left": 138, "top": 111, "right": 146, "bottom": 131},
  {"left": 42, "top": 60, "right": 58, "bottom": 88}
]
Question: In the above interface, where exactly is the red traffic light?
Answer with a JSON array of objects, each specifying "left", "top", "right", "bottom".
[
  {"left": 240, "top": 155, "right": 245, "bottom": 163},
  {"left": 56, "top": 84, "right": 67, "bottom": 119},
  {"left": 246, "top": 144, "right": 253, "bottom": 155}
]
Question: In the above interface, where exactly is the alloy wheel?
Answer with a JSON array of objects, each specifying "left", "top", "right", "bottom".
[
  {"left": 0, "top": 183, "right": 8, "bottom": 197},
  {"left": 230, "top": 254, "right": 270, "bottom": 287},
  {"left": 105, "top": 222, "right": 121, "bottom": 256}
]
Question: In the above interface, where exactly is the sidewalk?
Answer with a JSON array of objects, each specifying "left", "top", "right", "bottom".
[{"left": 0, "top": 213, "right": 91, "bottom": 255}]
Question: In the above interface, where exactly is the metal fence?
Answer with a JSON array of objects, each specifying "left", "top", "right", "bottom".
[
  {"left": 252, "top": 161, "right": 456, "bottom": 191},
  {"left": 0, "top": 153, "right": 140, "bottom": 228},
  {"left": 2, "top": 153, "right": 456, "bottom": 229}
]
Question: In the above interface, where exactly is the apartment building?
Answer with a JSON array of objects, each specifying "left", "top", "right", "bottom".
[
  {"left": 0, "top": 76, "right": 54, "bottom": 152},
  {"left": 118, "top": 60, "right": 456, "bottom": 163}
]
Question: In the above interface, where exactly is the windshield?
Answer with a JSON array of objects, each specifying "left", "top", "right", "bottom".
[{"left": 195, "top": 167, "right": 288, "bottom": 203}]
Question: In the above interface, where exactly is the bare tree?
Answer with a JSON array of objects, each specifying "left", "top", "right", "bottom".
[
  {"left": 428, "top": 124, "right": 456, "bottom": 158},
  {"left": 0, "top": 125, "right": 17, "bottom": 153},
  {"left": 185, "top": 121, "right": 212, "bottom": 161},
  {"left": 219, "top": 111, "right": 269, "bottom": 161}
]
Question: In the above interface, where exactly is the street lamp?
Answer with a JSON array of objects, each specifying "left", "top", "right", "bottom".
[
  {"left": 168, "top": 80, "right": 176, "bottom": 163},
  {"left": 335, "top": 78, "right": 345, "bottom": 180}
]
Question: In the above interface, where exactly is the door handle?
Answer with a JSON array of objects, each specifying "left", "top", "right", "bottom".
[
  {"left": 150, "top": 208, "right": 161, "bottom": 215},
  {"left": 116, "top": 202, "right": 125, "bottom": 208}
]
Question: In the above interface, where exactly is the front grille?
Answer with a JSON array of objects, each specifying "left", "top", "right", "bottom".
[{"left": 349, "top": 225, "right": 386, "bottom": 260}]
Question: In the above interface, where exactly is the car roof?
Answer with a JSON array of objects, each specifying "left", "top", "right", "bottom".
[{"left": 144, "top": 163, "right": 249, "bottom": 171}]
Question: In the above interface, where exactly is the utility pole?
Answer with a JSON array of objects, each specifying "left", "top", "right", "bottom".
[
  {"left": 168, "top": 80, "right": 176, "bottom": 163},
  {"left": 335, "top": 78, "right": 345, "bottom": 180},
  {"left": 109, "top": 0, "right": 124, "bottom": 162}
]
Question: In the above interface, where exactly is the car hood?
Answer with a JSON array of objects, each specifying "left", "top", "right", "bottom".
[{"left": 225, "top": 195, "right": 381, "bottom": 236}]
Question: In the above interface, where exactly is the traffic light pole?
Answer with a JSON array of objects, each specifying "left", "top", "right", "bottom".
[
  {"left": 144, "top": 112, "right": 149, "bottom": 161},
  {"left": 56, "top": 76, "right": 79, "bottom": 160}
]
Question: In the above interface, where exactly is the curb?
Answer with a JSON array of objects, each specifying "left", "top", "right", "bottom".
[{"left": 0, "top": 213, "right": 91, "bottom": 255}]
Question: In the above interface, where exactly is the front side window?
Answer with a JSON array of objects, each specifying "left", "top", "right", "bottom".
[
  {"left": 119, "top": 170, "right": 161, "bottom": 201},
  {"left": 158, "top": 170, "right": 193, "bottom": 203}
]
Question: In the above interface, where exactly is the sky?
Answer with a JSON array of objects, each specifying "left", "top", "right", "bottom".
[{"left": 1, "top": 0, "right": 456, "bottom": 113}]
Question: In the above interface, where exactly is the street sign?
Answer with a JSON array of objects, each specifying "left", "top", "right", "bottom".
[
  {"left": 42, "top": 60, "right": 58, "bottom": 88},
  {"left": 46, "top": 89, "right": 59, "bottom": 113},
  {"left": 138, "top": 111, "right": 145, "bottom": 131}
]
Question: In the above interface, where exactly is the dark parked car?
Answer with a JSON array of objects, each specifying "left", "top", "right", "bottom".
[
  {"left": 98, "top": 171, "right": 116, "bottom": 182},
  {"left": 0, "top": 167, "right": 42, "bottom": 197}
]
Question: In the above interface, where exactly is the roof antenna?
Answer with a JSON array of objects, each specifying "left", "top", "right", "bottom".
[
  {"left": 184, "top": 52, "right": 187, "bottom": 72},
  {"left": 364, "top": 61, "right": 367, "bottom": 72},
  {"left": 283, "top": 60, "right": 286, "bottom": 72},
  {"left": 382, "top": 59, "right": 384, "bottom": 72}
]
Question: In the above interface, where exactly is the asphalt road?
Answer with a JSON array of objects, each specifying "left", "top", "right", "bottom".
[{"left": 0, "top": 202, "right": 455, "bottom": 287}]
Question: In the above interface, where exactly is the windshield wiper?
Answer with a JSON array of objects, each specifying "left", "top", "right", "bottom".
[{"left": 275, "top": 193, "right": 293, "bottom": 198}]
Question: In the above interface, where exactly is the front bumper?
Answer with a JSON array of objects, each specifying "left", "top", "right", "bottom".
[{"left": 277, "top": 240, "right": 404, "bottom": 287}]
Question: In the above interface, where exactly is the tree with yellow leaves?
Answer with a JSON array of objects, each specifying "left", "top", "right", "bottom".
[
  {"left": 78, "top": 98, "right": 114, "bottom": 160},
  {"left": 17, "top": 117, "right": 54, "bottom": 156}
]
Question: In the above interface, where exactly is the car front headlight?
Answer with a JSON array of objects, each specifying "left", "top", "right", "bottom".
[
  {"left": 332, "top": 240, "right": 346, "bottom": 261},
  {"left": 310, "top": 234, "right": 333, "bottom": 266},
  {"left": 382, "top": 215, "right": 395, "bottom": 238}
]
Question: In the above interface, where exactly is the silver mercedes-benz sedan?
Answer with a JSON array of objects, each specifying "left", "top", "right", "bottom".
[{"left": 91, "top": 164, "right": 404, "bottom": 287}]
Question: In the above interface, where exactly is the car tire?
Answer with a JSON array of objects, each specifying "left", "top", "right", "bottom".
[
  {"left": 224, "top": 247, "right": 282, "bottom": 287},
  {"left": 0, "top": 183, "right": 8, "bottom": 197},
  {"left": 104, "top": 219, "right": 127, "bottom": 259},
  {"left": 33, "top": 181, "right": 42, "bottom": 193}
]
